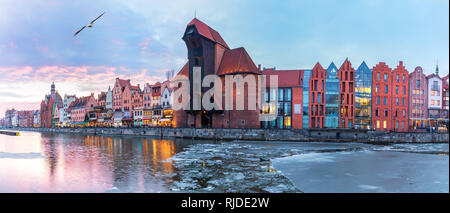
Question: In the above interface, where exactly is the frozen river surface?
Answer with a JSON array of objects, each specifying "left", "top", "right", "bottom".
[{"left": 0, "top": 131, "right": 448, "bottom": 193}]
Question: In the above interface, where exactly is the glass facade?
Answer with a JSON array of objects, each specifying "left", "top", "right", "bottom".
[
  {"left": 325, "top": 62, "right": 339, "bottom": 128},
  {"left": 354, "top": 61, "right": 372, "bottom": 129},
  {"left": 303, "top": 70, "right": 312, "bottom": 129},
  {"left": 262, "top": 87, "right": 292, "bottom": 129}
]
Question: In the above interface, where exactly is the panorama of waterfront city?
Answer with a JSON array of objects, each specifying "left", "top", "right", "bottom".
[
  {"left": 0, "top": 1, "right": 449, "bottom": 195},
  {"left": 0, "top": 131, "right": 448, "bottom": 193}
]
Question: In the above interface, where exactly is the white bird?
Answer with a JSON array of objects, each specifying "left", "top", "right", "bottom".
[{"left": 74, "top": 12, "right": 105, "bottom": 37}]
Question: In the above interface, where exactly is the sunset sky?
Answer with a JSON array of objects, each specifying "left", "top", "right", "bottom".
[{"left": 0, "top": 0, "right": 448, "bottom": 116}]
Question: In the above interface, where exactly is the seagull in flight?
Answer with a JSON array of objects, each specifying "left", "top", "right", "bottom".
[{"left": 73, "top": 12, "right": 105, "bottom": 37}]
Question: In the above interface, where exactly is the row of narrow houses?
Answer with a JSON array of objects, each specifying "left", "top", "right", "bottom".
[{"left": 2, "top": 18, "right": 449, "bottom": 132}]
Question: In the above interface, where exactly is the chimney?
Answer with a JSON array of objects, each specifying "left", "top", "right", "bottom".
[
  {"left": 258, "top": 64, "right": 261, "bottom": 71},
  {"left": 399, "top": 61, "right": 403, "bottom": 66}
]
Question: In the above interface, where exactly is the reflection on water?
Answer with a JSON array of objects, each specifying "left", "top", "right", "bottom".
[{"left": 0, "top": 132, "right": 212, "bottom": 193}]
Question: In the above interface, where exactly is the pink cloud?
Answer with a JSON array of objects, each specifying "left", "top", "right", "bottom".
[
  {"left": 9, "top": 41, "right": 17, "bottom": 49},
  {"left": 139, "top": 37, "right": 152, "bottom": 56}
]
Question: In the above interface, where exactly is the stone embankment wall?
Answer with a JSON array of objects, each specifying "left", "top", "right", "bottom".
[{"left": 5, "top": 127, "right": 449, "bottom": 143}]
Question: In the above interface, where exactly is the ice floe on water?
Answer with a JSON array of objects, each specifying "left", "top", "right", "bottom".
[
  {"left": 0, "top": 152, "right": 46, "bottom": 159},
  {"left": 169, "top": 143, "right": 301, "bottom": 193},
  {"left": 168, "top": 141, "right": 448, "bottom": 193}
]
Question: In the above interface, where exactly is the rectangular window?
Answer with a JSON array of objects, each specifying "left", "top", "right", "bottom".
[
  {"left": 284, "top": 116, "right": 291, "bottom": 129},
  {"left": 416, "top": 80, "right": 420, "bottom": 88},
  {"left": 376, "top": 85, "right": 379, "bottom": 93},
  {"left": 318, "top": 93, "right": 321, "bottom": 103},
  {"left": 402, "top": 98, "right": 405, "bottom": 106},
  {"left": 396, "top": 86, "right": 398, "bottom": 94},
  {"left": 377, "top": 73, "right": 380, "bottom": 81},
  {"left": 383, "top": 97, "right": 387, "bottom": 105},
  {"left": 385, "top": 85, "right": 388, "bottom": 94},
  {"left": 396, "top": 74, "right": 399, "bottom": 82},
  {"left": 278, "top": 89, "right": 284, "bottom": 101},
  {"left": 402, "top": 75, "right": 405, "bottom": 83},
  {"left": 385, "top": 109, "right": 388, "bottom": 117},
  {"left": 403, "top": 86, "right": 406, "bottom": 95},
  {"left": 285, "top": 88, "right": 292, "bottom": 101},
  {"left": 396, "top": 98, "right": 399, "bottom": 106},
  {"left": 384, "top": 73, "right": 388, "bottom": 82},
  {"left": 377, "top": 97, "right": 380, "bottom": 105},
  {"left": 383, "top": 120, "right": 387, "bottom": 129},
  {"left": 403, "top": 110, "right": 406, "bottom": 117},
  {"left": 377, "top": 120, "right": 380, "bottom": 129}
]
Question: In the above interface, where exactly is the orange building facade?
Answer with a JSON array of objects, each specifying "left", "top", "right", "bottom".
[
  {"left": 309, "top": 63, "right": 326, "bottom": 128},
  {"left": 338, "top": 59, "right": 355, "bottom": 128}
]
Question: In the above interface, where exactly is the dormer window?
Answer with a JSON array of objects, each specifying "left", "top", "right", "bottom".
[{"left": 187, "top": 28, "right": 194, "bottom": 35}]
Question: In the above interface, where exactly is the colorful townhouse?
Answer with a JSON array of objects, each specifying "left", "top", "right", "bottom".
[
  {"left": 67, "top": 93, "right": 98, "bottom": 125},
  {"left": 409, "top": 66, "right": 428, "bottom": 131},
  {"left": 372, "top": 62, "right": 392, "bottom": 131},
  {"left": 427, "top": 72, "right": 443, "bottom": 130},
  {"left": 391, "top": 61, "right": 409, "bottom": 132},
  {"left": 309, "top": 63, "right": 327, "bottom": 128},
  {"left": 442, "top": 74, "right": 449, "bottom": 120},
  {"left": 338, "top": 59, "right": 355, "bottom": 128}
]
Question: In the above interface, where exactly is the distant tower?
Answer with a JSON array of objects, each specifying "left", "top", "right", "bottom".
[
  {"left": 51, "top": 81, "right": 56, "bottom": 95},
  {"left": 435, "top": 62, "right": 439, "bottom": 76}
]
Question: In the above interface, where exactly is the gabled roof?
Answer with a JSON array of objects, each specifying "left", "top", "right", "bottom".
[
  {"left": 427, "top": 74, "right": 441, "bottom": 79},
  {"left": 327, "top": 62, "right": 338, "bottom": 72},
  {"left": 176, "top": 62, "right": 189, "bottom": 77},
  {"left": 356, "top": 61, "right": 370, "bottom": 71},
  {"left": 312, "top": 62, "right": 325, "bottom": 71},
  {"left": 261, "top": 69, "right": 304, "bottom": 87},
  {"left": 217, "top": 47, "right": 260, "bottom": 76},
  {"left": 187, "top": 18, "right": 230, "bottom": 49},
  {"left": 339, "top": 58, "right": 353, "bottom": 71},
  {"left": 117, "top": 78, "right": 130, "bottom": 88}
]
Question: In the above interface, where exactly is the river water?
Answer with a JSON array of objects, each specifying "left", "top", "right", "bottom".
[{"left": 0, "top": 131, "right": 448, "bottom": 193}]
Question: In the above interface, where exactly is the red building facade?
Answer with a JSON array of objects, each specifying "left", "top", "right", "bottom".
[
  {"left": 408, "top": 66, "right": 429, "bottom": 131},
  {"left": 173, "top": 18, "right": 261, "bottom": 129},
  {"left": 261, "top": 68, "right": 304, "bottom": 129},
  {"left": 372, "top": 62, "right": 392, "bottom": 131},
  {"left": 309, "top": 63, "right": 326, "bottom": 128},
  {"left": 391, "top": 61, "right": 409, "bottom": 132},
  {"left": 338, "top": 59, "right": 355, "bottom": 128},
  {"left": 443, "top": 75, "right": 449, "bottom": 120}
]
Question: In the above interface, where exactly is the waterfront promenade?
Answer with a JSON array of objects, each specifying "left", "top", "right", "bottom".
[{"left": 4, "top": 127, "right": 448, "bottom": 143}]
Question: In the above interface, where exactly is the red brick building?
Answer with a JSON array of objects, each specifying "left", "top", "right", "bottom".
[
  {"left": 18, "top": 110, "right": 34, "bottom": 127},
  {"left": 173, "top": 18, "right": 261, "bottom": 129},
  {"left": 338, "top": 59, "right": 355, "bottom": 128},
  {"left": 391, "top": 61, "right": 409, "bottom": 132},
  {"left": 408, "top": 66, "right": 429, "bottom": 131},
  {"left": 443, "top": 74, "right": 449, "bottom": 120},
  {"left": 261, "top": 68, "right": 304, "bottom": 129},
  {"left": 40, "top": 82, "right": 63, "bottom": 128},
  {"left": 372, "top": 62, "right": 392, "bottom": 131},
  {"left": 112, "top": 78, "right": 130, "bottom": 110},
  {"left": 309, "top": 62, "right": 327, "bottom": 128}
]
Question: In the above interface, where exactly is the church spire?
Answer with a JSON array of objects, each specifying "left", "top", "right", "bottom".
[
  {"left": 435, "top": 61, "right": 439, "bottom": 76},
  {"left": 51, "top": 81, "right": 55, "bottom": 94}
]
